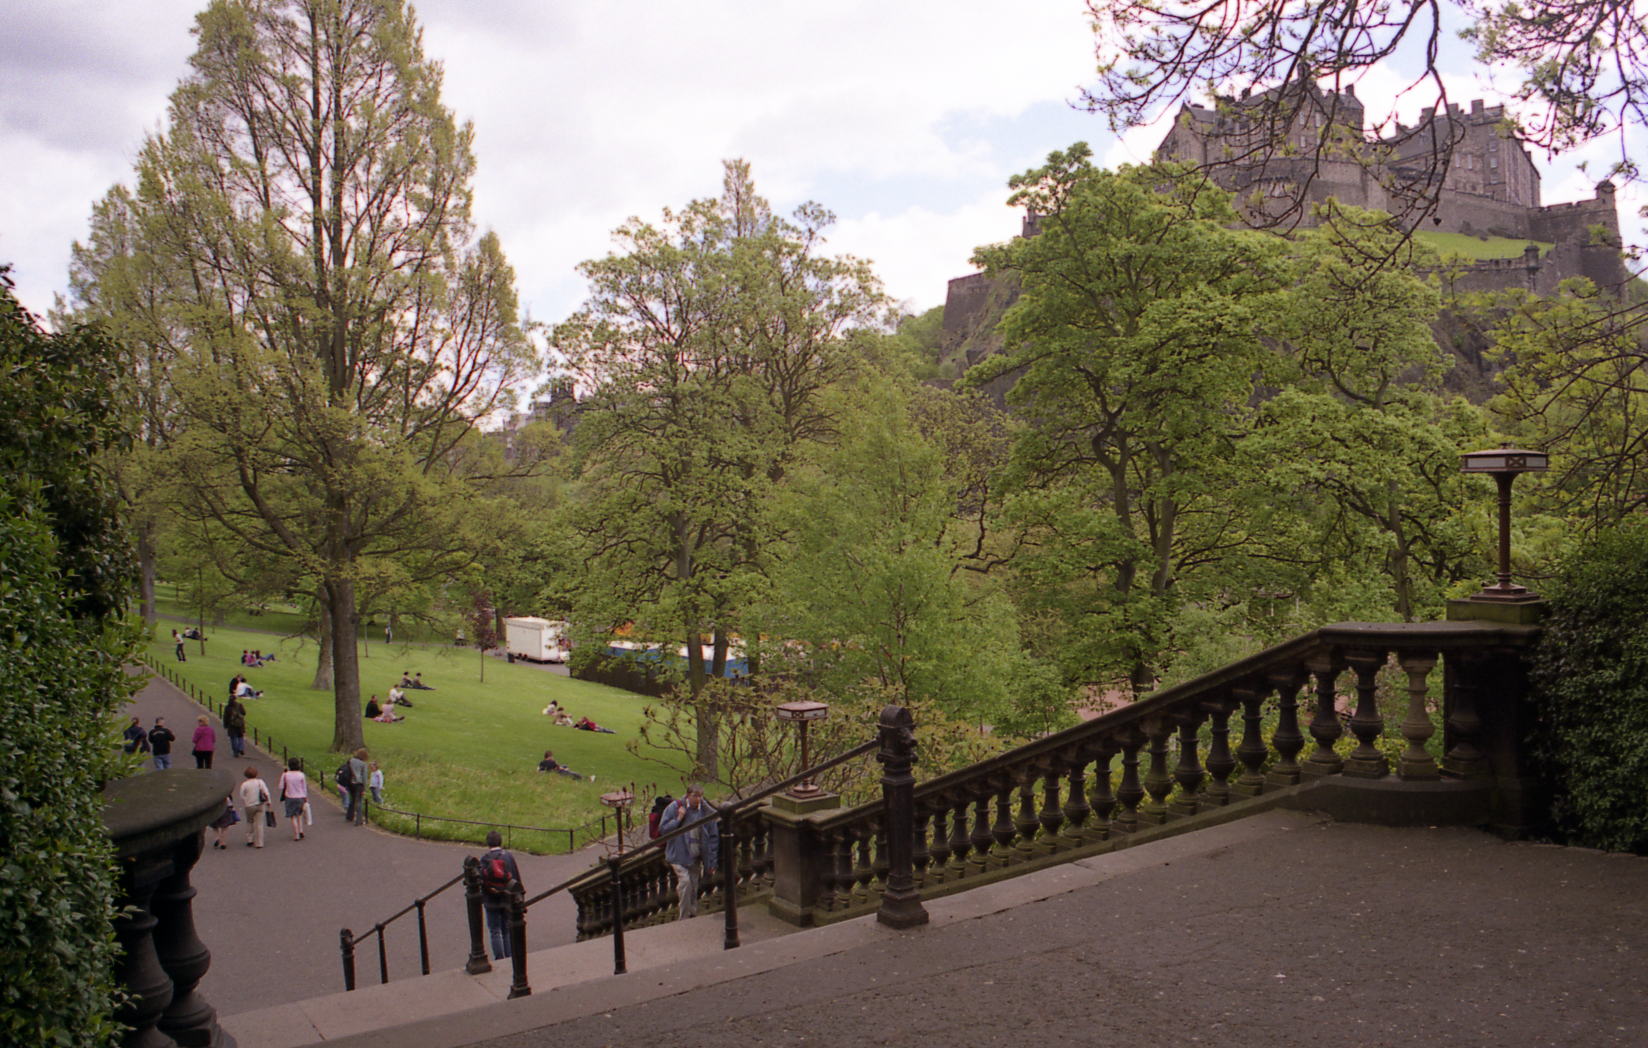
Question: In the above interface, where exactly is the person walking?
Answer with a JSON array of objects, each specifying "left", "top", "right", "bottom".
[
  {"left": 346, "top": 748, "right": 369, "bottom": 825},
  {"left": 208, "top": 797, "right": 238, "bottom": 850},
  {"left": 368, "top": 762, "right": 384, "bottom": 806},
  {"left": 222, "top": 696, "right": 247, "bottom": 759},
  {"left": 173, "top": 629, "right": 186, "bottom": 662},
  {"left": 237, "top": 765, "right": 272, "bottom": 848},
  {"left": 277, "top": 757, "right": 308, "bottom": 841},
  {"left": 191, "top": 714, "right": 216, "bottom": 769},
  {"left": 148, "top": 717, "right": 176, "bottom": 771},
  {"left": 478, "top": 830, "right": 523, "bottom": 960},
  {"left": 122, "top": 716, "right": 149, "bottom": 755},
  {"left": 659, "top": 785, "right": 719, "bottom": 920}
]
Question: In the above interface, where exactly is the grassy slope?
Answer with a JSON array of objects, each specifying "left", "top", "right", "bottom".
[
  {"left": 1415, "top": 230, "right": 1553, "bottom": 261},
  {"left": 145, "top": 623, "right": 686, "bottom": 852}
]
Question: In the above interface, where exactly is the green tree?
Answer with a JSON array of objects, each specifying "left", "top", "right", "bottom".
[
  {"left": 968, "top": 148, "right": 1291, "bottom": 694},
  {"left": 556, "top": 160, "right": 884, "bottom": 777},
  {"left": 765, "top": 377, "right": 1067, "bottom": 733},
  {"left": 1488, "top": 279, "right": 1648, "bottom": 529},
  {"left": 1238, "top": 206, "right": 1488, "bottom": 622},
  {"left": 89, "top": 0, "right": 536, "bottom": 751},
  {"left": 0, "top": 272, "right": 135, "bottom": 1047},
  {"left": 62, "top": 185, "right": 186, "bottom": 625}
]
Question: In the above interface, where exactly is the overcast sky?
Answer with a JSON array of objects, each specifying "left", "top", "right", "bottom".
[{"left": 3, "top": 1, "right": 1640, "bottom": 334}]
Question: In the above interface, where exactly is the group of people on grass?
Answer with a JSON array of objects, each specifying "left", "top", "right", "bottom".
[
  {"left": 240, "top": 649, "right": 275, "bottom": 666},
  {"left": 539, "top": 700, "right": 615, "bottom": 733},
  {"left": 364, "top": 670, "right": 436, "bottom": 723}
]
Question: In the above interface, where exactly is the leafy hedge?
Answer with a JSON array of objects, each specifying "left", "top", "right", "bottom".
[
  {"left": 1528, "top": 522, "right": 1648, "bottom": 854},
  {"left": 0, "top": 274, "right": 136, "bottom": 1046}
]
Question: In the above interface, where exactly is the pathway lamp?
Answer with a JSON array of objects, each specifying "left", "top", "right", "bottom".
[
  {"left": 600, "top": 788, "right": 635, "bottom": 856},
  {"left": 1459, "top": 446, "right": 1548, "bottom": 602},
  {"left": 776, "top": 700, "right": 830, "bottom": 798}
]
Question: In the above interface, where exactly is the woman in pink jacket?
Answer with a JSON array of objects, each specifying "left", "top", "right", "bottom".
[{"left": 191, "top": 714, "right": 216, "bottom": 769}]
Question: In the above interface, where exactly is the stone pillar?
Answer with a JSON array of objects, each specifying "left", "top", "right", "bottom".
[
  {"left": 103, "top": 769, "right": 235, "bottom": 1048},
  {"left": 763, "top": 793, "right": 842, "bottom": 927}
]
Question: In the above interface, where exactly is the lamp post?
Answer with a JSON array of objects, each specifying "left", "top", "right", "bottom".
[
  {"left": 1459, "top": 446, "right": 1548, "bottom": 602},
  {"left": 775, "top": 700, "right": 830, "bottom": 798},
  {"left": 600, "top": 788, "right": 635, "bottom": 856}
]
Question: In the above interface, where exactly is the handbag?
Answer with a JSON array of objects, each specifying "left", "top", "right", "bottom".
[{"left": 264, "top": 807, "right": 277, "bottom": 827}]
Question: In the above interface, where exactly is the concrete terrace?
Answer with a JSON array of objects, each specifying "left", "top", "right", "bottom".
[{"left": 131, "top": 676, "right": 1648, "bottom": 1048}]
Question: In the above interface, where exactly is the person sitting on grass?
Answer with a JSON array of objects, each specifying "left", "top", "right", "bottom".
[
  {"left": 398, "top": 670, "right": 415, "bottom": 688},
  {"left": 234, "top": 677, "right": 263, "bottom": 700},
  {"left": 541, "top": 701, "right": 560, "bottom": 717},
  {"left": 552, "top": 710, "right": 574, "bottom": 727},
  {"left": 411, "top": 672, "right": 433, "bottom": 690},
  {"left": 575, "top": 716, "right": 615, "bottom": 734},
  {"left": 537, "top": 750, "right": 591, "bottom": 781},
  {"left": 374, "top": 701, "right": 404, "bottom": 724},
  {"left": 364, "top": 695, "right": 382, "bottom": 719},
  {"left": 387, "top": 684, "right": 412, "bottom": 709}
]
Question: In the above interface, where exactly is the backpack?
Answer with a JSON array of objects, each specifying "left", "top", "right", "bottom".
[
  {"left": 335, "top": 761, "right": 356, "bottom": 789},
  {"left": 481, "top": 851, "right": 511, "bottom": 895}
]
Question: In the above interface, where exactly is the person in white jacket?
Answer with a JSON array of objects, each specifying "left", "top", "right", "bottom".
[{"left": 237, "top": 765, "right": 272, "bottom": 848}]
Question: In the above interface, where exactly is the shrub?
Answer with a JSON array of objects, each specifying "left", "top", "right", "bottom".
[
  {"left": 1528, "top": 521, "right": 1648, "bottom": 854},
  {"left": 0, "top": 274, "right": 136, "bottom": 1046}
]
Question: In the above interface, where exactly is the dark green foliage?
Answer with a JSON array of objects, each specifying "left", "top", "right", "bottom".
[
  {"left": 1529, "top": 522, "right": 1648, "bottom": 854},
  {"left": 0, "top": 271, "right": 136, "bottom": 1046}
]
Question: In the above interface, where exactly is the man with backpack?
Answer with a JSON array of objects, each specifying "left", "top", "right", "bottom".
[
  {"left": 337, "top": 748, "right": 369, "bottom": 824},
  {"left": 478, "top": 830, "right": 523, "bottom": 959},
  {"left": 659, "top": 785, "right": 719, "bottom": 920}
]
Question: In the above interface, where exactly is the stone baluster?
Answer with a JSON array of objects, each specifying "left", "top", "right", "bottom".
[
  {"left": 947, "top": 795, "right": 973, "bottom": 878},
  {"left": 1203, "top": 698, "right": 1237, "bottom": 806},
  {"left": 911, "top": 806, "right": 932, "bottom": 886},
  {"left": 968, "top": 793, "right": 994, "bottom": 876},
  {"left": 871, "top": 816, "right": 891, "bottom": 890},
  {"left": 926, "top": 801, "right": 952, "bottom": 883},
  {"left": 1266, "top": 667, "right": 1307, "bottom": 787},
  {"left": 990, "top": 776, "right": 1016, "bottom": 865},
  {"left": 1170, "top": 708, "right": 1206, "bottom": 817},
  {"left": 1014, "top": 770, "right": 1041, "bottom": 856},
  {"left": 1442, "top": 653, "right": 1489, "bottom": 779},
  {"left": 151, "top": 831, "right": 220, "bottom": 1046},
  {"left": 1397, "top": 651, "right": 1440, "bottom": 780},
  {"left": 1233, "top": 681, "right": 1268, "bottom": 796},
  {"left": 1304, "top": 653, "right": 1345, "bottom": 777},
  {"left": 1087, "top": 743, "right": 1116, "bottom": 839},
  {"left": 1141, "top": 717, "right": 1173, "bottom": 824},
  {"left": 1037, "top": 764, "right": 1064, "bottom": 852},
  {"left": 1343, "top": 650, "right": 1390, "bottom": 778},
  {"left": 1114, "top": 728, "right": 1146, "bottom": 834},
  {"left": 111, "top": 854, "right": 174, "bottom": 1048},
  {"left": 852, "top": 823, "right": 875, "bottom": 902},
  {"left": 819, "top": 829, "right": 847, "bottom": 912},
  {"left": 1061, "top": 751, "right": 1091, "bottom": 841}
]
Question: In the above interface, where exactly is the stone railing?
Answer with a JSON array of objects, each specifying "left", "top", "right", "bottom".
[{"left": 768, "top": 619, "right": 1539, "bottom": 926}]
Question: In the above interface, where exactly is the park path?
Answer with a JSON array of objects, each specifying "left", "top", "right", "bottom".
[{"left": 123, "top": 673, "right": 603, "bottom": 1018}]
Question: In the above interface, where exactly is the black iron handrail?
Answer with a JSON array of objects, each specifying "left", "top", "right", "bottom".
[
  {"left": 338, "top": 871, "right": 466, "bottom": 990},
  {"left": 450, "top": 736, "right": 883, "bottom": 999}
]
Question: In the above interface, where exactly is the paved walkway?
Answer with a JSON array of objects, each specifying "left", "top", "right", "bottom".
[{"left": 123, "top": 674, "right": 603, "bottom": 1017}]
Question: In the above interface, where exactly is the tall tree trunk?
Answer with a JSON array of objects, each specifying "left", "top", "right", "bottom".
[
  {"left": 327, "top": 575, "right": 364, "bottom": 753},
  {"left": 686, "top": 628, "right": 717, "bottom": 781},
  {"left": 312, "top": 592, "right": 334, "bottom": 691},
  {"left": 137, "top": 524, "right": 157, "bottom": 625},
  {"left": 710, "top": 627, "right": 729, "bottom": 679}
]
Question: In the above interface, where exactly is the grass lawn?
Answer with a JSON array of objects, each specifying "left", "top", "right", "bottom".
[
  {"left": 144, "top": 622, "right": 688, "bottom": 853},
  {"left": 1415, "top": 230, "right": 1553, "bottom": 262}
]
